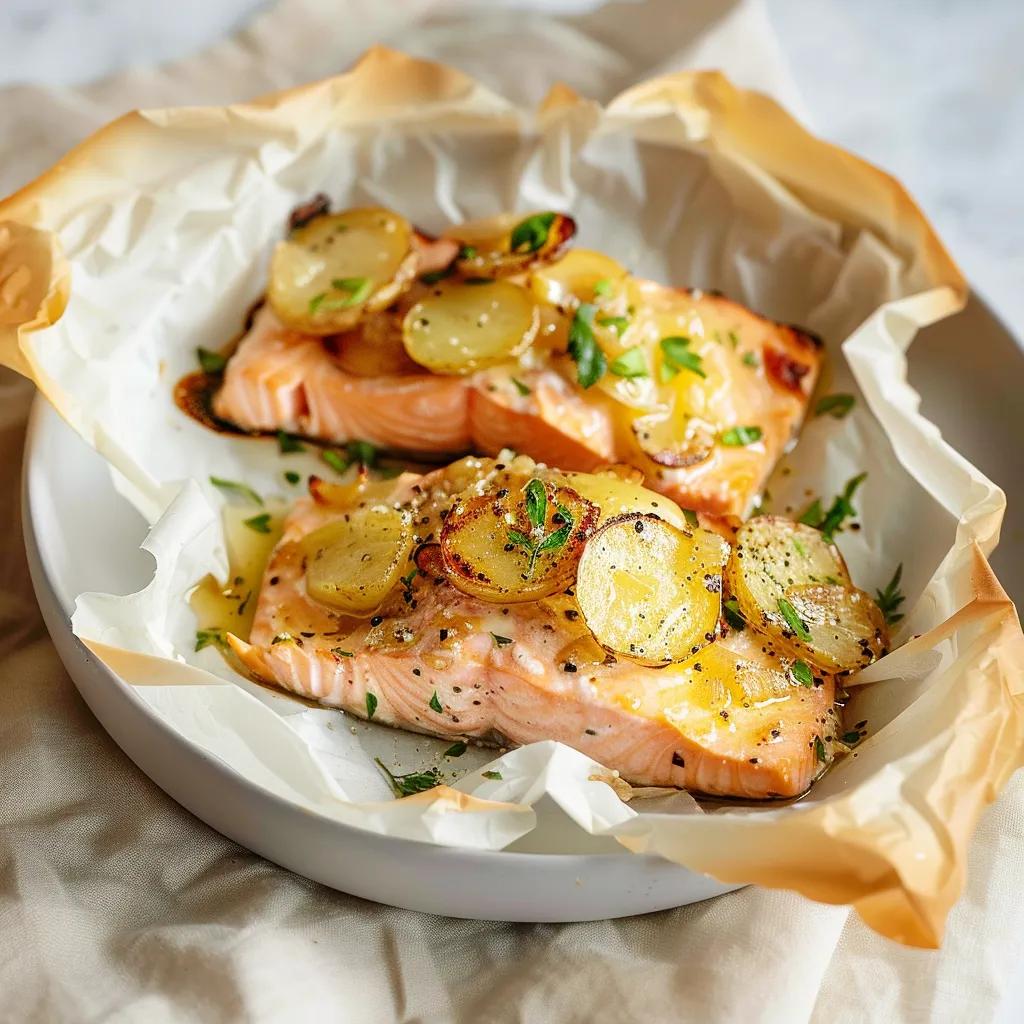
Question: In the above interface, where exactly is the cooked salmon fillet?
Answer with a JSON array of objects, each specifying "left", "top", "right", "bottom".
[
  {"left": 213, "top": 283, "right": 820, "bottom": 519},
  {"left": 227, "top": 464, "right": 837, "bottom": 799}
]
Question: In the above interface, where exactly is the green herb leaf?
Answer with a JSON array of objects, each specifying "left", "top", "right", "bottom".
[
  {"left": 720, "top": 425, "right": 763, "bottom": 447},
  {"left": 197, "top": 347, "right": 227, "bottom": 374},
  {"left": 332, "top": 648, "right": 353, "bottom": 658},
  {"left": 510, "top": 212, "right": 556, "bottom": 254},
  {"left": 328, "top": 276, "right": 373, "bottom": 307},
  {"left": 491, "top": 634, "right": 514, "bottom": 647},
  {"left": 195, "top": 628, "right": 227, "bottom": 652},
  {"left": 348, "top": 439, "right": 378, "bottom": 468},
  {"left": 482, "top": 770, "right": 503, "bottom": 781},
  {"left": 659, "top": 336, "right": 705, "bottom": 380},
  {"left": 723, "top": 598, "right": 745, "bottom": 631},
  {"left": 842, "top": 731, "right": 862, "bottom": 745},
  {"left": 799, "top": 499, "right": 824, "bottom": 528},
  {"left": 210, "top": 476, "right": 263, "bottom": 506},
  {"left": 596, "top": 314, "right": 630, "bottom": 335},
  {"left": 682, "top": 508, "right": 700, "bottom": 530},
  {"left": 777, "top": 597, "right": 812, "bottom": 642},
  {"left": 374, "top": 758, "right": 442, "bottom": 798},
  {"left": 444, "top": 741, "right": 467, "bottom": 758},
  {"left": 819, "top": 472, "right": 867, "bottom": 543},
  {"left": 365, "top": 692, "right": 378, "bottom": 719},
  {"left": 429, "top": 691, "right": 443, "bottom": 714},
  {"left": 525, "top": 478, "right": 547, "bottom": 531},
  {"left": 815, "top": 393, "right": 856, "bottom": 419},
  {"left": 507, "top": 529, "right": 534, "bottom": 552},
  {"left": 790, "top": 660, "right": 814, "bottom": 687},
  {"left": 511, "top": 376, "right": 532, "bottom": 397},
  {"left": 277, "top": 430, "right": 305, "bottom": 454},
  {"left": 814, "top": 736, "right": 827, "bottom": 764},
  {"left": 727, "top": 329, "right": 740, "bottom": 349},
  {"left": 568, "top": 303, "right": 606, "bottom": 388},
  {"left": 537, "top": 504, "right": 574, "bottom": 553},
  {"left": 321, "top": 449, "right": 349, "bottom": 474},
  {"left": 875, "top": 563, "right": 906, "bottom": 626},
  {"left": 243, "top": 513, "right": 272, "bottom": 534},
  {"left": 284, "top": 470, "right": 301, "bottom": 485},
  {"left": 609, "top": 347, "right": 648, "bottom": 379},
  {"left": 793, "top": 537, "right": 807, "bottom": 557},
  {"left": 457, "top": 245, "right": 478, "bottom": 260},
  {"left": 741, "top": 351, "right": 759, "bottom": 368},
  {"left": 593, "top": 278, "right": 613, "bottom": 298},
  {"left": 308, "top": 293, "right": 326, "bottom": 315}
]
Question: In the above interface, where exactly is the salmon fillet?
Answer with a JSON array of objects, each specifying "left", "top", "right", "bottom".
[
  {"left": 227, "top": 464, "right": 837, "bottom": 799},
  {"left": 213, "top": 284, "right": 820, "bottom": 519}
]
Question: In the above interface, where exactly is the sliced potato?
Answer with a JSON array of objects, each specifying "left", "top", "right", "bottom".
[
  {"left": 402, "top": 279, "right": 539, "bottom": 374},
  {"left": 269, "top": 207, "right": 415, "bottom": 334},
  {"left": 631, "top": 411, "right": 715, "bottom": 468},
  {"left": 302, "top": 505, "right": 413, "bottom": 614},
  {"left": 726, "top": 516, "right": 888, "bottom": 671},
  {"left": 440, "top": 478, "right": 598, "bottom": 603},
  {"left": 576, "top": 513, "right": 724, "bottom": 665},
  {"left": 447, "top": 211, "right": 575, "bottom": 279},
  {"left": 529, "top": 248, "right": 629, "bottom": 310}
]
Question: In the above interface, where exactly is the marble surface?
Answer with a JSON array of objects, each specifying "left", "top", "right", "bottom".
[{"left": 1, "top": 0, "right": 1021, "bottom": 329}]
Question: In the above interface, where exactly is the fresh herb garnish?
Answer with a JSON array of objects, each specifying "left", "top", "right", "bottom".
[
  {"left": 243, "top": 513, "right": 272, "bottom": 534},
  {"left": 510, "top": 212, "right": 556, "bottom": 254},
  {"left": 801, "top": 473, "right": 867, "bottom": 543},
  {"left": 210, "top": 476, "right": 263, "bottom": 506},
  {"left": 321, "top": 439, "right": 378, "bottom": 475},
  {"left": 308, "top": 277, "right": 373, "bottom": 315},
  {"left": 597, "top": 314, "right": 630, "bottom": 335},
  {"left": 511, "top": 376, "right": 532, "bottom": 397},
  {"left": 593, "top": 278, "right": 613, "bottom": 298},
  {"left": 727, "top": 329, "right": 740, "bottom": 349},
  {"left": 197, "top": 347, "right": 227, "bottom": 374},
  {"left": 491, "top": 633, "right": 514, "bottom": 647},
  {"left": 842, "top": 731, "right": 862, "bottom": 745},
  {"left": 284, "top": 470, "right": 301, "bottom": 485},
  {"left": 322, "top": 449, "right": 348, "bottom": 474},
  {"left": 277, "top": 430, "right": 305, "bottom": 454},
  {"left": 195, "top": 628, "right": 227, "bottom": 652},
  {"left": 525, "top": 477, "right": 547, "bottom": 529},
  {"left": 659, "top": 336, "right": 705, "bottom": 381},
  {"left": 609, "top": 347, "right": 648, "bottom": 379},
  {"left": 568, "top": 303, "right": 606, "bottom": 388},
  {"left": 482, "top": 770, "right": 503, "bottom": 781},
  {"left": 444, "top": 741, "right": 467, "bottom": 758},
  {"left": 815, "top": 393, "right": 856, "bottom": 419},
  {"left": 365, "top": 692, "right": 378, "bottom": 719},
  {"left": 682, "top": 508, "right": 700, "bottom": 530},
  {"left": 723, "top": 598, "right": 745, "bottom": 631},
  {"left": 778, "top": 597, "right": 811, "bottom": 642},
  {"left": 720, "top": 425, "right": 763, "bottom": 447},
  {"left": 374, "top": 759, "right": 442, "bottom": 798},
  {"left": 507, "top": 480, "right": 576, "bottom": 578},
  {"left": 790, "top": 660, "right": 814, "bottom": 687},
  {"left": 875, "top": 563, "right": 906, "bottom": 626},
  {"left": 814, "top": 736, "right": 827, "bottom": 764},
  {"left": 741, "top": 351, "right": 759, "bottom": 368},
  {"left": 457, "top": 245, "right": 478, "bottom": 260},
  {"left": 429, "top": 691, "right": 443, "bottom": 714},
  {"left": 332, "top": 647, "right": 353, "bottom": 658}
]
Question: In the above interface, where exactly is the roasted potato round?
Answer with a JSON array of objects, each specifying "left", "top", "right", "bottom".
[
  {"left": 529, "top": 248, "right": 629, "bottom": 311},
  {"left": 402, "top": 279, "right": 539, "bottom": 374},
  {"left": 446, "top": 211, "right": 575, "bottom": 279},
  {"left": 575, "top": 513, "right": 725, "bottom": 665},
  {"left": 440, "top": 477, "right": 599, "bottom": 602},
  {"left": 631, "top": 411, "right": 715, "bottom": 468},
  {"left": 726, "top": 516, "right": 888, "bottom": 671},
  {"left": 302, "top": 505, "right": 413, "bottom": 614},
  {"left": 269, "top": 207, "right": 415, "bottom": 335}
]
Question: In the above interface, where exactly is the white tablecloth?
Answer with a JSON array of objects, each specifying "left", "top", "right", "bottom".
[{"left": 2, "top": 2, "right": 1022, "bottom": 1020}]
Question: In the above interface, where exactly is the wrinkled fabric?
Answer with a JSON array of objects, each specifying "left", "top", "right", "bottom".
[{"left": 1, "top": 2, "right": 1023, "bottom": 1021}]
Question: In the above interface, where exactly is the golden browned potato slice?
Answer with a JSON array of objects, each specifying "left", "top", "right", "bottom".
[
  {"left": 446, "top": 211, "right": 576, "bottom": 279},
  {"left": 269, "top": 207, "right": 415, "bottom": 335},
  {"left": 302, "top": 505, "right": 413, "bottom": 614},
  {"left": 530, "top": 248, "right": 629, "bottom": 311},
  {"left": 440, "top": 477, "right": 598, "bottom": 602},
  {"left": 631, "top": 411, "right": 715, "bottom": 468},
  {"left": 726, "top": 516, "right": 888, "bottom": 671},
  {"left": 402, "top": 279, "right": 539, "bottom": 374},
  {"left": 575, "top": 513, "right": 725, "bottom": 665}
]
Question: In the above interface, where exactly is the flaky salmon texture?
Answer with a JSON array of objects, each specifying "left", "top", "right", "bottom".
[
  {"left": 208, "top": 205, "right": 821, "bottom": 520},
  {"left": 226, "top": 457, "right": 868, "bottom": 801}
]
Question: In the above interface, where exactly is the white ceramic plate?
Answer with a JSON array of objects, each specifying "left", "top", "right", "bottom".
[{"left": 22, "top": 292, "right": 1022, "bottom": 921}]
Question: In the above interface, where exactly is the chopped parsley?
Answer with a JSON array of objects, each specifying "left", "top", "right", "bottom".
[
  {"left": 277, "top": 430, "right": 305, "bottom": 454},
  {"left": 568, "top": 302, "right": 606, "bottom": 388},
  {"left": 332, "top": 647, "right": 354, "bottom": 658},
  {"left": 482, "top": 770, "right": 503, "bottom": 781},
  {"left": 284, "top": 470, "right": 301, "bottom": 485},
  {"left": 842, "top": 731, "right": 862, "bottom": 746},
  {"left": 491, "top": 633, "right": 514, "bottom": 647},
  {"left": 801, "top": 473, "right": 867, "bottom": 543},
  {"left": 682, "top": 508, "right": 700, "bottom": 530},
  {"left": 814, "top": 736, "right": 827, "bottom": 764},
  {"left": 195, "top": 628, "right": 227, "bottom": 653},
  {"left": 597, "top": 314, "right": 630, "bottom": 335},
  {"left": 510, "top": 212, "right": 556, "bottom": 253},
  {"left": 511, "top": 376, "right": 532, "bottom": 397},
  {"left": 310, "top": 276, "right": 373, "bottom": 314},
  {"left": 720, "top": 425, "right": 763, "bottom": 447},
  {"left": 197, "top": 347, "right": 227, "bottom": 374},
  {"left": 875, "top": 563, "right": 906, "bottom": 626},
  {"left": 815, "top": 393, "right": 856, "bottom": 419},
  {"left": 457, "top": 245, "right": 478, "bottom": 260},
  {"left": 321, "top": 439, "right": 378, "bottom": 475},
  {"left": 609, "top": 347, "right": 648, "bottom": 379},
  {"left": 593, "top": 278, "right": 614, "bottom": 298},
  {"left": 429, "top": 691, "right": 443, "bottom": 714},
  {"left": 659, "top": 336, "right": 705, "bottom": 381},
  {"left": 790, "top": 660, "right": 814, "bottom": 687},
  {"left": 374, "top": 759, "right": 442, "bottom": 798},
  {"left": 210, "top": 476, "right": 263, "bottom": 506},
  {"left": 741, "top": 351, "right": 759, "bottom": 368},
  {"left": 723, "top": 598, "right": 745, "bottom": 631},
  {"left": 727, "top": 329, "right": 740, "bottom": 349},
  {"left": 365, "top": 692, "right": 378, "bottom": 719},
  {"left": 778, "top": 597, "right": 811, "bottom": 642},
  {"left": 444, "top": 741, "right": 467, "bottom": 758},
  {"left": 793, "top": 537, "right": 807, "bottom": 558},
  {"left": 242, "top": 513, "right": 272, "bottom": 534}
]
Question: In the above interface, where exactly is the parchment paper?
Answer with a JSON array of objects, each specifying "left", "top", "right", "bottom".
[{"left": 1, "top": 45, "right": 1021, "bottom": 948}]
